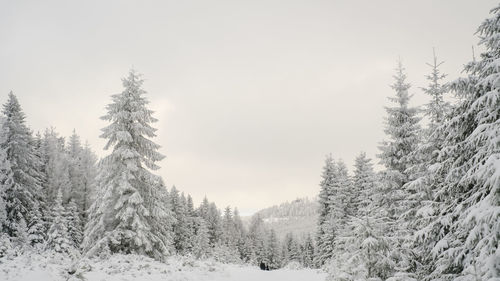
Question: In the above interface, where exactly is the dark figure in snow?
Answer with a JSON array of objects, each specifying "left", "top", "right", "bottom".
[
  {"left": 259, "top": 262, "right": 266, "bottom": 270},
  {"left": 266, "top": 265, "right": 270, "bottom": 271}
]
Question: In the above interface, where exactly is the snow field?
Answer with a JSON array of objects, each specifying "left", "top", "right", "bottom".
[{"left": 0, "top": 253, "right": 327, "bottom": 281}]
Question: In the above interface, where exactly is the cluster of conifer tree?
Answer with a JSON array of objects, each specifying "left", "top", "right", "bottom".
[
  {"left": 0, "top": 4, "right": 497, "bottom": 280},
  {"left": 0, "top": 91, "right": 98, "bottom": 257},
  {"left": 317, "top": 5, "right": 499, "bottom": 281},
  {"left": 0, "top": 70, "right": 315, "bottom": 270}
]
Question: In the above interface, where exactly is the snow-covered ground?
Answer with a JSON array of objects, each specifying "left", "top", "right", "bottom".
[{"left": 0, "top": 253, "right": 327, "bottom": 281}]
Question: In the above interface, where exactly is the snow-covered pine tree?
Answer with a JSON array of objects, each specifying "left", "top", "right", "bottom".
[
  {"left": 221, "top": 206, "right": 236, "bottom": 248},
  {"left": 186, "top": 194, "right": 195, "bottom": 217},
  {"left": 83, "top": 70, "right": 172, "bottom": 260},
  {"left": 423, "top": 49, "right": 451, "bottom": 129},
  {"left": 316, "top": 159, "right": 352, "bottom": 268},
  {"left": 191, "top": 216, "right": 210, "bottom": 259},
  {"left": 41, "top": 128, "right": 71, "bottom": 203},
  {"left": 1, "top": 92, "right": 45, "bottom": 247},
  {"left": 206, "top": 202, "right": 223, "bottom": 246},
  {"left": 328, "top": 215, "right": 396, "bottom": 281},
  {"left": 301, "top": 234, "right": 315, "bottom": 268},
  {"left": 403, "top": 50, "right": 451, "bottom": 279},
  {"left": 376, "top": 61, "right": 422, "bottom": 278},
  {"left": 66, "top": 199, "right": 83, "bottom": 249},
  {"left": 170, "top": 186, "right": 191, "bottom": 254},
  {"left": 428, "top": 5, "right": 500, "bottom": 280},
  {"left": 377, "top": 61, "right": 421, "bottom": 220},
  {"left": 266, "top": 229, "right": 281, "bottom": 269},
  {"left": 352, "top": 152, "right": 376, "bottom": 217},
  {"left": 329, "top": 159, "right": 351, "bottom": 226},
  {"left": 0, "top": 117, "right": 12, "bottom": 235},
  {"left": 316, "top": 214, "right": 337, "bottom": 268},
  {"left": 282, "top": 232, "right": 300, "bottom": 265},
  {"left": 247, "top": 214, "right": 267, "bottom": 265},
  {"left": 242, "top": 235, "right": 257, "bottom": 264},
  {"left": 27, "top": 202, "right": 45, "bottom": 248},
  {"left": 66, "top": 130, "right": 87, "bottom": 214},
  {"left": 45, "top": 189, "right": 74, "bottom": 255},
  {"left": 0, "top": 233, "right": 12, "bottom": 258},
  {"left": 14, "top": 217, "right": 29, "bottom": 252},
  {"left": 198, "top": 196, "right": 210, "bottom": 219},
  {"left": 214, "top": 205, "right": 241, "bottom": 263},
  {"left": 232, "top": 207, "right": 246, "bottom": 260},
  {"left": 147, "top": 176, "right": 174, "bottom": 256},
  {"left": 79, "top": 141, "right": 97, "bottom": 225},
  {"left": 315, "top": 154, "right": 336, "bottom": 267}
]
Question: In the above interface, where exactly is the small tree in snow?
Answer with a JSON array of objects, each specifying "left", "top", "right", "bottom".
[{"left": 45, "top": 189, "right": 73, "bottom": 255}]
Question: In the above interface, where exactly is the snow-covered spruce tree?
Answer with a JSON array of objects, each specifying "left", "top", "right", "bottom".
[
  {"left": 242, "top": 235, "right": 257, "bottom": 264},
  {"left": 206, "top": 202, "right": 223, "bottom": 246},
  {"left": 428, "top": 5, "right": 500, "bottom": 280},
  {"left": 83, "top": 70, "right": 173, "bottom": 260},
  {"left": 377, "top": 61, "right": 421, "bottom": 220},
  {"left": 147, "top": 176, "right": 174, "bottom": 255},
  {"left": 14, "top": 217, "right": 29, "bottom": 252},
  {"left": 79, "top": 141, "right": 98, "bottom": 225},
  {"left": 214, "top": 205, "right": 241, "bottom": 263},
  {"left": 317, "top": 159, "right": 352, "bottom": 268},
  {"left": 329, "top": 160, "right": 351, "bottom": 227},
  {"left": 301, "top": 233, "right": 315, "bottom": 268},
  {"left": 266, "top": 229, "right": 281, "bottom": 269},
  {"left": 232, "top": 207, "right": 246, "bottom": 260},
  {"left": 376, "top": 62, "right": 421, "bottom": 277},
  {"left": 1, "top": 92, "right": 45, "bottom": 247},
  {"left": 328, "top": 216, "right": 396, "bottom": 281},
  {"left": 191, "top": 216, "right": 210, "bottom": 259},
  {"left": 198, "top": 196, "right": 210, "bottom": 219},
  {"left": 352, "top": 152, "right": 376, "bottom": 217},
  {"left": 169, "top": 186, "right": 192, "bottom": 254},
  {"left": 221, "top": 206, "right": 237, "bottom": 248},
  {"left": 45, "top": 189, "right": 74, "bottom": 255},
  {"left": 0, "top": 117, "right": 12, "bottom": 235},
  {"left": 41, "top": 128, "right": 71, "bottom": 203},
  {"left": 27, "top": 202, "right": 45, "bottom": 248},
  {"left": 0, "top": 233, "right": 13, "bottom": 258},
  {"left": 247, "top": 214, "right": 268, "bottom": 264},
  {"left": 403, "top": 50, "right": 451, "bottom": 279},
  {"left": 66, "top": 199, "right": 83, "bottom": 249},
  {"left": 316, "top": 214, "right": 337, "bottom": 268},
  {"left": 66, "top": 130, "right": 91, "bottom": 219},
  {"left": 282, "top": 232, "right": 300, "bottom": 265},
  {"left": 315, "top": 154, "right": 336, "bottom": 267}
]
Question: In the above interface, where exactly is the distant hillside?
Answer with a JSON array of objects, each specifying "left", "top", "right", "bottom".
[{"left": 249, "top": 197, "right": 318, "bottom": 241}]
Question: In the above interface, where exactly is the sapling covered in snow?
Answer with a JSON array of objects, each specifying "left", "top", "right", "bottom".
[
  {"left": 66, "top": 199, "right": 83, "bottom": 249},
  {"left": 45, "top": 189, "right": 74, "bottom": 255}
]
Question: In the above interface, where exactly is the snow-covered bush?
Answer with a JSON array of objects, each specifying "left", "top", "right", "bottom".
[{"left": 283, "top": 261, "right": 303, "bottom": 270}]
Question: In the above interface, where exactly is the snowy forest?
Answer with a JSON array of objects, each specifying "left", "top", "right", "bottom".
[{"left": 0, "top": 2, "right": 499, "bottom": 281}]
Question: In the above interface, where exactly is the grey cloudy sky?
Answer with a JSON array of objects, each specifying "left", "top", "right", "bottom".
[{"left": 0, "top": 0, "right": 496, "bottom": 214}]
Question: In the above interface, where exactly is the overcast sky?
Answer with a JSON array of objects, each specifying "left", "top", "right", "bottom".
[{"left": 0, "top": 0, "right": 496, "bottom": 215}]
